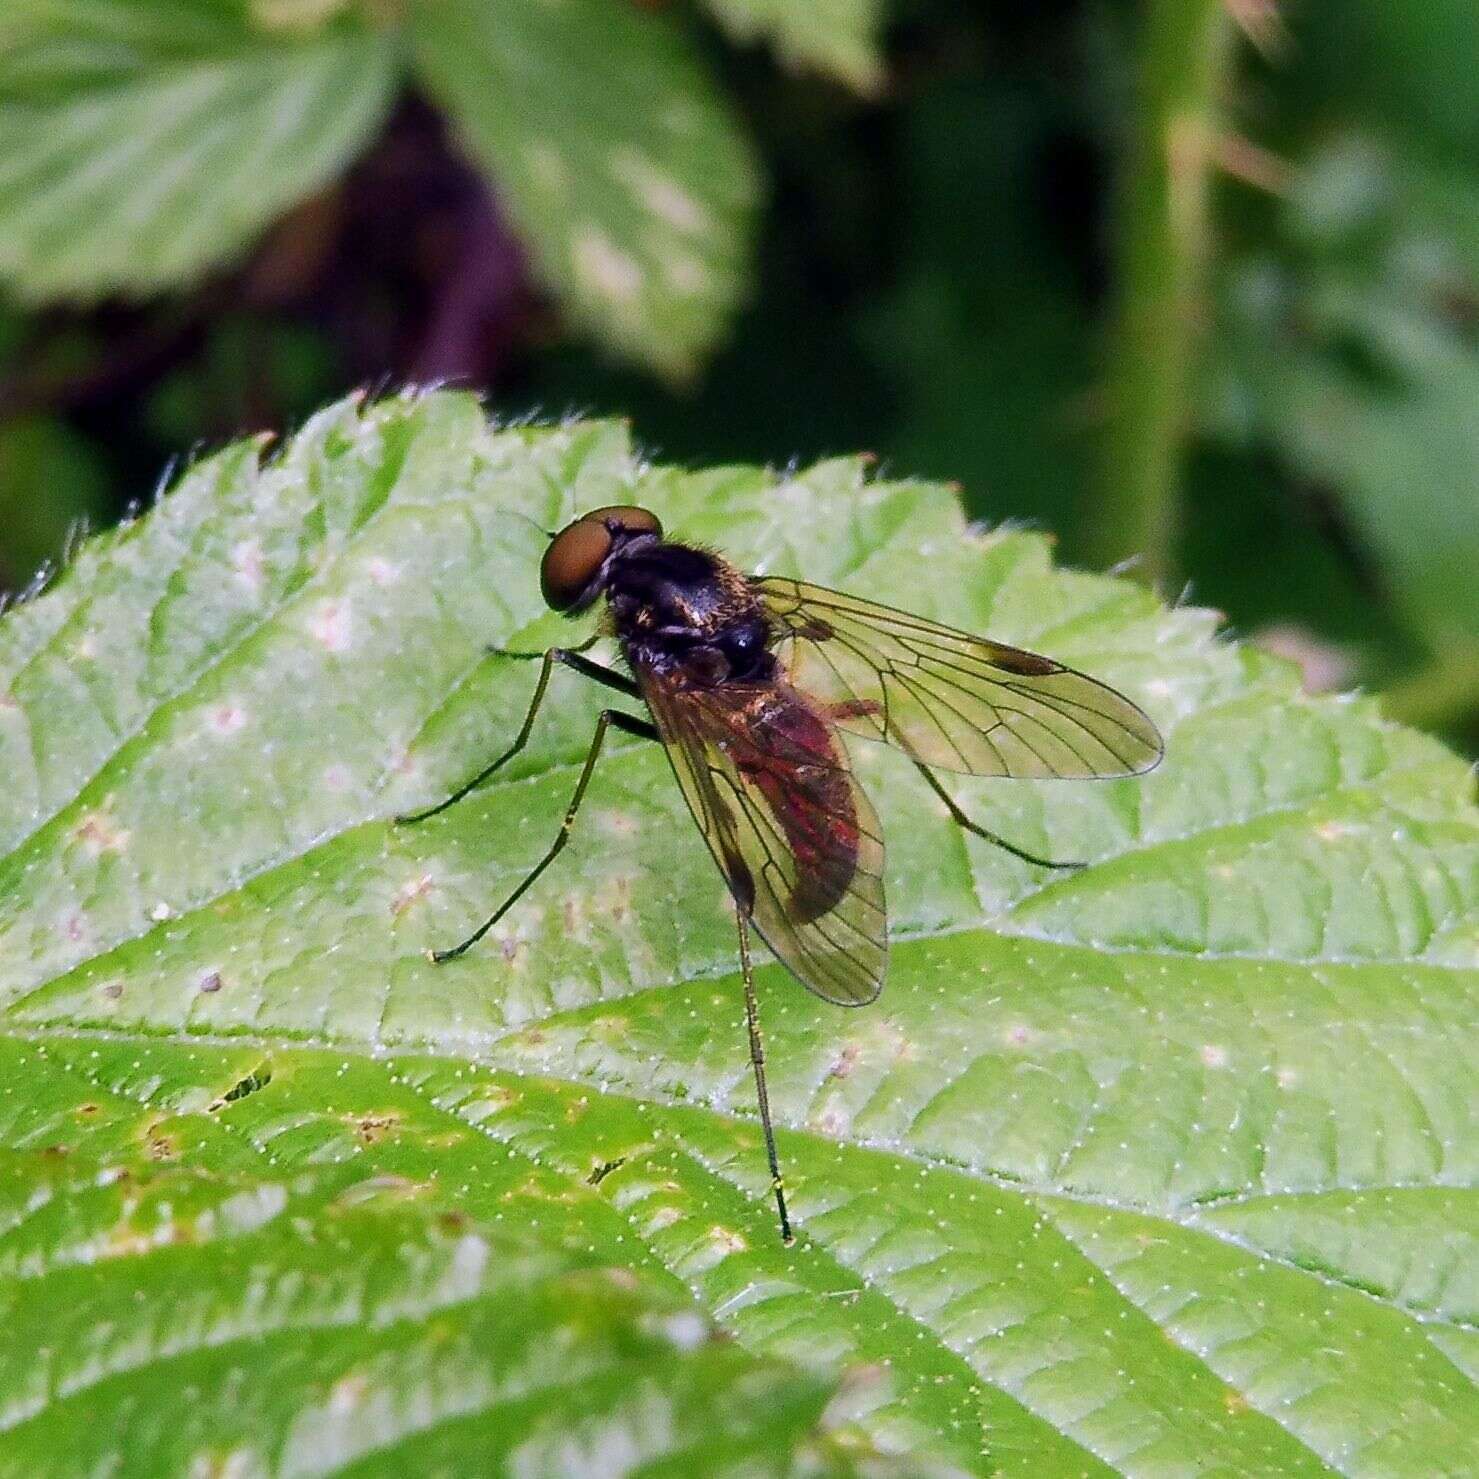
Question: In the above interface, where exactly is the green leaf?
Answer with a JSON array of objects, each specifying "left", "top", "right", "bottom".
[
  {"left": 2, "top": 391, "right": 1475, "bottom": 1474},
  {"left": 0, "top": 1134, "right": 875, "bottom": 1474},
  {"left": 0, "top": 1, "right": 398, "bottom": 300},
  {"left": 410, "top": 0, "right": 759, "bottom": 380},
  {"left": 699, "top": 0, "right": 886, "bottom": 93},
  {"left": 1210, "top": 137, "right": 1479, "bottom": 677}
]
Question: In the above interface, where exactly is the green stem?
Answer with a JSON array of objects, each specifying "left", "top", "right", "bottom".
[{"left": 1092, "top": 0, "right": 1237, "bottom": 587}]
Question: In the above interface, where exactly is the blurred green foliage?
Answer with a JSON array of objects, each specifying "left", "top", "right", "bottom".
[{"left": 0, "top": 0, "right": 1475, "bottom": 751}]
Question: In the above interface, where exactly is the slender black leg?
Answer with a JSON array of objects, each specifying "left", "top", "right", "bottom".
[
  {"left": 738, "top": 909, "right": 794, "bottom": 1244},
  {"left": 428, "top": 708, "right": 658, "bottom": 962},
  {"left": 396, "top": 648, "right": 560, "bottom": 825},
  {"left": 557, "top": 649, "right": 640, "bottom": 699},
  {"left": 911, "top": 760, "right": 1085, "bottom": 870},
  {"left": 491, "top": 631, "right": 598, "bottom": 661},
  {"left": 396, "top": 645, "right": 640, "bottom": 826}
]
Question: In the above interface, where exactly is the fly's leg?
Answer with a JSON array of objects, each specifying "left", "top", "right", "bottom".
[
  {"left": 911, "top": 760, "right": 1085, "bottom": 870},
  {"left": 395, "top": 642, "right": 637, "bottom": 826},
  {"left": 396, "top": 648, "right": 558, "bottom": 825},
  {"left": 492, "top": 631, "right": 598, "bottom": 661},
  {"left": 428, "top": 708, "right": 659, "bottom": 963},
  {"left": 738, "top": 909, "right": 794, "bottom": 1244},
  {"left": 554, "top": 648, "right": 640, "bottom": 698}
]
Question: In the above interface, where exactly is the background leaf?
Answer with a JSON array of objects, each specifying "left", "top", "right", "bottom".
[
  {"left": 0, "top": 0, "right": 397, "bottom": 300},
  {"left": 699, "top": 0, "right": 886, "bottom": 94},
  {"left": 1211, "top": 139, "right": 1479, "bottom": 654},
  {"left": 411, "top": 0, "right": 759, "bottom": 380},
  {"left": 1, "top": 392, "right": 1475, "bottom": 1474}
]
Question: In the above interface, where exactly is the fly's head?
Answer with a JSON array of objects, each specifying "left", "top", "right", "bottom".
[{"left": 539, "top": 505, "right": 664, "bottom": 615}]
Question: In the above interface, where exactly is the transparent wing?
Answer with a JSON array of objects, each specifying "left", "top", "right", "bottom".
[
  {"left": 638, "top": 670, "right": 886, "bottom": 1006},
  {"left": 755, "top": 577, "right": 1164, "bottom": 779}
]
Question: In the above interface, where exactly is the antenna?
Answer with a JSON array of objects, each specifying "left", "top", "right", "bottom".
[{"left": 502, "top": 507, "right": 556, "bottom": 542}]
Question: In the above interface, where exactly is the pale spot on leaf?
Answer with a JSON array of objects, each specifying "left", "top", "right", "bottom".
[
  {"left": 660, "top": 1311, "right": 708, "bottom": 1351},
  {"left": 611, "top": 148, "right": 713, "bottom": 234},
  {"left": 391, "top": 873, "right": 435, "bottom": 918},
  {"left": 209, "top": 704, "right": 247, "bottom": 736},
  {"left": 231, "top": 539, "right": 265, "bottom": 591},
  {"left": 708, "top": 1224, "right": 746, "bottom": 1255},
  {"left": 74, "top": 810, "right": 129, "bottom": 856},
  {"left": 661, "top": 249, "right": 710, "bottom": 296},
  {"left": 327, "top": 1372, "right": 369, "bottom": 1415},
  {"left": 573, "top": 230, "right": 643, "bottom": 304},
  {"left": 309, "top": 600, "right": 351, "bottom": 652},
  {"left": 526, "top": 140, "right": 569, "bottom": 192},
  {"left": 188, "top": 1446, "right": 262, "bottom": 1479}
]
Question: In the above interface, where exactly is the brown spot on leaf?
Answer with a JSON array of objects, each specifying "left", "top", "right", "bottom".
[
  {"left": 587, "top": 1157, "right": 626, "bottom": 1186},
  {"left": 144, "top": 1126, "right": 177, "bottom": 1161},
  {"left": 829, "top": 1043, "right": 862, "bottom": 1080},
  {"left": 74, "top": 811, "right": 129, "bottom": 855},
  {"left": 391, "top": 873, "right": 434, "bottom": 918},
  {"left": 352, "top": 1112, "right": 399, "bottom": 1146}
]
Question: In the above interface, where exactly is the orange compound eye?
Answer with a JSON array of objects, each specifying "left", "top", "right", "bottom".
[
  {"left": 582, "top": 505, "right": 663, "bottom": 540},
  {"left": 540, "top": 519, "right": 613, "bottom": 611}
]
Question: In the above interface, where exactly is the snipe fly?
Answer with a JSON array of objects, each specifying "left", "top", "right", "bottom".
[{"left": 399, "top": 506, "right": 1163, "bottom": 1242}]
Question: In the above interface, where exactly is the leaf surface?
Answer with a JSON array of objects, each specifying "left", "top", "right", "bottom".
[
  {"left": 412, "top": 0, "right": 759, "bottom": 380},
  {"left": 0, "top": 392, "right": 1474, "bottom": 1474},
  {"left": 0, "top": 0, "right": 396, "bottom": 300},
  {"left": 1213, "top": 139, "right": 1479, "bottom": 654},
  {"left": 699, "top": 0, "right": 886, "bottom": 92}
]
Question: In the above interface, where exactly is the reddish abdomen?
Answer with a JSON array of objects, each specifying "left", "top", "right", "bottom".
[{"left": 737, "top": 691, "right": 859, "bottom": 924}]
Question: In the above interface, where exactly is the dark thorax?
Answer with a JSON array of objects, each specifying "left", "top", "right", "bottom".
[{"left": 605, "top": 537, "right": 775, "bottom": 687}]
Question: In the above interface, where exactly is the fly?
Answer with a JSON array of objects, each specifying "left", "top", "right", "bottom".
[{"left": 397, "top": 505, "right": 1163, "bottom": 1242}]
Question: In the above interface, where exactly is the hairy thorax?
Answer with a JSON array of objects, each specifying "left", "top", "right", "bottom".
[{"left": 607, "top": 541, "right": 775, "bottom": 686}]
